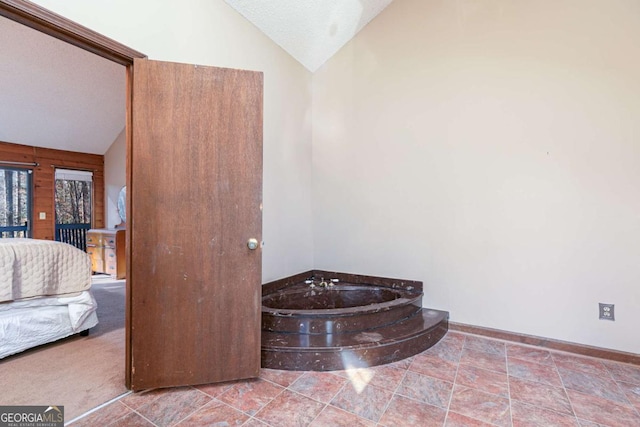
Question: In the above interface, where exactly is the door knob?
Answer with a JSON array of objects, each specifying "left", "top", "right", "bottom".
[{"left": 247, "top": 238, "right": 259, "bottom": 250}]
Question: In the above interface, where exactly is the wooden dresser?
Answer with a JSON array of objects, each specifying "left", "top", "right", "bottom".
[{"left": 87, "top": 228, "right": 125, "bottom": 279}]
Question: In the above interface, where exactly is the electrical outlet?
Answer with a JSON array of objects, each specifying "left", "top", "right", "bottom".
[{"left": 599, "top": 303, "right": 615, "bottom": 321}]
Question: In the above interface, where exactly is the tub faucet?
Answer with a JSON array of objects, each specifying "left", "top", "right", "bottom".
[{"left": 305, "top": 276, "right": 339, "bottom": 288}]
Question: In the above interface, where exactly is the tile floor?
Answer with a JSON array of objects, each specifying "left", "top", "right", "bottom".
[{"left": 70, "top": 331, "right": 640, "bottom": 426}]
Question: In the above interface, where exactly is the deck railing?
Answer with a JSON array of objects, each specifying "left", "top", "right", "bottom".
[
  {"left": 0, "top": 223, "right": 29, "bottom": 238},
  {"left": 55, "top": 223, "right": 91, "bottom": 251}
]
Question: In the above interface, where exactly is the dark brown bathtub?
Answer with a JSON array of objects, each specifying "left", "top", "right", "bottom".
[
  {"left": 262, "top": 283, "right": 423, "bottom": 334},
  {"left": 261, "top": 270, "right": 448, "bottom": 371}
]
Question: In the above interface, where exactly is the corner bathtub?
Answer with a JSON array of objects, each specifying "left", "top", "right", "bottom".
[{"left": 261, "top": 271, "right": 449, "bottom": 371}]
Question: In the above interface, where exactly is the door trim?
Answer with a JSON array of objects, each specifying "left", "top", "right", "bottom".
[{"left": 0, "top": 0, "right": 145, "bottom": 65}]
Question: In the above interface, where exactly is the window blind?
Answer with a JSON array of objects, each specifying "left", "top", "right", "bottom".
[{"left": 54, "top": 169, "right": 93, "bottom": 182}]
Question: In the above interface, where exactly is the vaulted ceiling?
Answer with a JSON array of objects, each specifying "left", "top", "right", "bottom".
[
  {"left": 0, "top": 1, "right": 394, "bottom": 155},
  {"left": 225, "top": 0, "right": 394, "bottom": 72},
  {"left": 0, "top": 16, "right": 125, "bottom": 155}
]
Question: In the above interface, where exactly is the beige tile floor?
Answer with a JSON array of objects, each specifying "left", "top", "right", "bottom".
[{"left": 69, "top": 331, "right": 640, "bottom": 426}]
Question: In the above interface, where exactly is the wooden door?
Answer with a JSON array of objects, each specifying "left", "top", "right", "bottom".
[{"left": 127, "top": 59, "right": 263, "bottom": 390}]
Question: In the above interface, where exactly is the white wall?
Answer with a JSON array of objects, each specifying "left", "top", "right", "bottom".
[
  {"left": 312, "top": 0, "right": 640, "bottom": 353},
  {"left": 32, "top": 0, "right": 315, "bottom": 282},
  {"left": 104, "top": 128, "right": 126, "bottom": 229}
]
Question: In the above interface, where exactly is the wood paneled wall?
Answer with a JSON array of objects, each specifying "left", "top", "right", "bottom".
[{"left": 0, "top": 140, "right": 104, "bottom": 240}]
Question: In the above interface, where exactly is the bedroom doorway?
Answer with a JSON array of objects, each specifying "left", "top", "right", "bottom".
[
  {"left": 0, "top": 165, "right": 32, "bottom": 238},
  {"left": 0, "top": 0, "right": 263, "bottom": 393},
  {"left": 0, "top": 4, "right": 132, "bottom": 419}
]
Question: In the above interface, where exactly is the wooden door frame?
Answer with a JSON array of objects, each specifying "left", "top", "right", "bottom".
[
  {"left": 0, "top": 0, "right": 144, "bottom": 65},
  {"left": 0, "top": 0, "right": 146, "bottom": 388}
]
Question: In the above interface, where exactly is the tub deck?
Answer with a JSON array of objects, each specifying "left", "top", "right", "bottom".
[{"left": 261, "top": 270, "right": 449, "bottom": 371}]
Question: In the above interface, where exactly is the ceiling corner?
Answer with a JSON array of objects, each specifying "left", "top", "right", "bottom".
[{"left": 224, "top": 0, "right": 395, "bottom": 72}]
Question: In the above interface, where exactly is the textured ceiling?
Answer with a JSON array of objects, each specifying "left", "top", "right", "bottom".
[
  {"left": 0, "top": 1, "right": 394, "bottom": 156},
  {"left": 225, "top": 0, "right": 395, "bottom": 72},
  {"left": 0, "top": 16, "right": 125, "bottom": 155}
]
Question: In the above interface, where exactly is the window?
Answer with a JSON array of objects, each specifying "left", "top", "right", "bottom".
[
  {"left": 55, "top": 169, "right": 93, "bottom": 225},
  {"left": 0, "top": 166, "right": 32, "bottom": 238},
  {"left": 55, "top": 169, "right": 93, "bottom": 250}
]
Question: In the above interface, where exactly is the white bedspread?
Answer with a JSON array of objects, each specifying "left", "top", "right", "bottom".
[
  {"left": 0, "top": 290, "right": 98, "bottom": 359},
  {"left": 0, "top": 238, "right": 91, "bottom": 303}
]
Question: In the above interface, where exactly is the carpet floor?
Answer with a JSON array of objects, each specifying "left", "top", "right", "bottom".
[{"left": 0, "top": 276, "right": 127, "bottom": 421}]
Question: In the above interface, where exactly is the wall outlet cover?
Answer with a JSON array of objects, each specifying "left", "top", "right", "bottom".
[{"left": 599, "top": 303, "right": 615, "bottom": 321}]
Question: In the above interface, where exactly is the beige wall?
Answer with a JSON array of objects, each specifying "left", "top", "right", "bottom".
[
  {"left": 312, "top": 0, "right": 640, "bottom": 353},
  {"left": 33, "top": 0, "right": 315, "bottom": 282},
  {"left": 33, "top": 0, "right": 640, "bottom": 354}
]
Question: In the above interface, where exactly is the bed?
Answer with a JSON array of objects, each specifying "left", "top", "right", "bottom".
[{"left": 0, "top": 238, "right": 98, "bottom": 359}]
